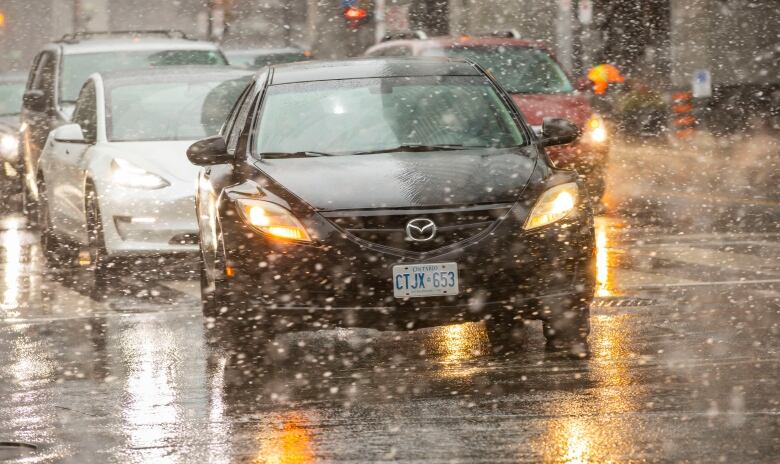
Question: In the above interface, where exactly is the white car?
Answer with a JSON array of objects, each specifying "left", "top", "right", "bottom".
[{"left": 37, "top": 66, "right": 251, "bottom": 286}]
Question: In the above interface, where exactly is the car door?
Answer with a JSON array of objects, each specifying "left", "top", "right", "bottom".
[{"left": 47, "top": 81, "right": 97, "bottom": 241}]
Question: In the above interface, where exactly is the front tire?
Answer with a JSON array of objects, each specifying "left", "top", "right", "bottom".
[
  {"left": 84, "top": 186, "right": 110, "bottom": 297},
  {"left": 36, "top": 177, "right": 63, "bottom": 267},
  {"left": 542, "top": 294, "right": 591, "bottom": 356}
]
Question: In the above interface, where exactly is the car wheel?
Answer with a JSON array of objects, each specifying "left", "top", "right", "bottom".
[
  {"left": 542, "top": 297, "right": 591, "bottom": 357},
  {"left": 485, "top": 312, "right": 526, "bottom": 355},
  {"left": 22, "top": 178, "right": 39, "bottom": 229},
  {"left": 36, "top": 177, "right": 61, "bottom": 267},
  {"left": 200, "top": 250, "right": 224, "bottom": 320},
  {"left": 84, "top": 186, "right": 110, "bottom": 297}
]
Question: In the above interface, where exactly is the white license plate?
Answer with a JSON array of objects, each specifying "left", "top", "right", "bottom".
[{"left": 392, "top": 262, "right": 459, "bottom": 298}]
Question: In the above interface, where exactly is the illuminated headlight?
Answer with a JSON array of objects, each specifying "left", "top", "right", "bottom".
[
  {"left": 0, "top": 134, "right": 19, "bottom": 160},
  {"left": 585, "top": 114, "right": 607, "bottom": 143},
  {"left": 236, "top": 199, "right": 311, "bottom": 242},
  {"left": 111, "top": 158, "right": 169, "bottom": 189},
  {"left": 524, "top": 182, "right": 579, "bottom": 230}
]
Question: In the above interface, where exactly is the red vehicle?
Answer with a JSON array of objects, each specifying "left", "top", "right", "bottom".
[{"left": 365, "top": 31, "right": 609, "bottom": 201}]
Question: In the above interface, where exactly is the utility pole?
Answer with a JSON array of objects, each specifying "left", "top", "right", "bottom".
[{"left": 374, "top": 0, "right": 386, "bottom": 44}]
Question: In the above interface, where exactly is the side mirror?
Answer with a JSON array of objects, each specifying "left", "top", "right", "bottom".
[
  {"left": 53, "top": 123, "right": 86, "bottom": 143},
  {"left": 23, "top": 90, "right": 47, "bottom": 112},
  {"left": 187, "top": 135, "right": 232, "bottom": 166},
  {"left": 541, "top": 117, "right": 580, "bottom": 147}
]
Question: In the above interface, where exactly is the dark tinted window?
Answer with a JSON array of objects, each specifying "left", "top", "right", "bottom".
[{"left": 71, "top": 81, "right": 98, "bottom": 142}]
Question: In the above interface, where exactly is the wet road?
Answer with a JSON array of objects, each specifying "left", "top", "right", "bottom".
[{"left": 1, "top": 136, "right": 779, "bottom": 462}]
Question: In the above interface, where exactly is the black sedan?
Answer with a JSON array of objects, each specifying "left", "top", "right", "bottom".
[{"left": 188, "top": 57, "right": 595, "bottom": 354}]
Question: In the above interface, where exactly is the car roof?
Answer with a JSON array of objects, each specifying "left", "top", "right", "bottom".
[
  {"left": 97, "top": 66, "right": 252, "bottom": 87},
  {"left": 50, "top": 38, "right": 221, "bottom": 55},
  {"left": 269, "top": 57, "right": 481, "bottom": 85}
]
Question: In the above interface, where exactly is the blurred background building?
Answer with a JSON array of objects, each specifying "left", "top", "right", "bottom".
[{"left": 0, "top": 0, "right": 777, "bottom": 129}]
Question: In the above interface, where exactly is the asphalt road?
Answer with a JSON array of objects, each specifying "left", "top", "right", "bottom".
[{"left": 1, "top": 135, "right": 779, "bottom": 463}]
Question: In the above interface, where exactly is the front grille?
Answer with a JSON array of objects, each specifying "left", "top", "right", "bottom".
[{"left": 322, "top": 204, "right": 513, "bottom": 254}]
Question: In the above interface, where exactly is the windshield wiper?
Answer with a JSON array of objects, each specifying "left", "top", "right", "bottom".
[
  {"left": 260, "top": 151, "right": 337, "bottom": 159},
  {"left": 351, "top": 144, "right": 468, "bottom": 156}
]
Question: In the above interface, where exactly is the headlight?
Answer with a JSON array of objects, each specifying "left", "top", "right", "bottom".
[
  {"left": 111, "top": 158, "right": 169, "bottom": 189},
  {"left": 0, "top": 134, "right": 19, "bottom": 160},
  {"left": 524, "top": 182, "right": 579, "bottom": 230},
  {"left": 236, "top": 199, "right": 311, "bottom": 242},
  {"left": 584, "top": 114, "right": 607, "bottom": 143}
]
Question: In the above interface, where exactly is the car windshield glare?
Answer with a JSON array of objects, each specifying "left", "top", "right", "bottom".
[
  {"left": 428, "top": 46, "right": 573, "bottom": 94},
  {"left": 107, "top": 76, "right": 250, "bottom": 142},
  {"left": 62, "top": 50, "right": 227, "bottom": 103},
  {"left": 253, "top": 76, "right": 526, "bottom": 157}
]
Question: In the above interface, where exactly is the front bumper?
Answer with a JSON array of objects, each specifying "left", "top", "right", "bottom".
[
  {"left": 220, "top": 192, "right": 596, "bottom": 323},
  {"left": 98, "top": 182, "right": 199, "bottom": 256}
]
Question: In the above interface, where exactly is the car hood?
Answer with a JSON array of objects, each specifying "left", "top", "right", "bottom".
[
  {"left": 511, "top": 92, "right": 592, "bottom": 127},
  {"left": 98, "top": 141, "right": 200, "bottom": 183},
  {"left": 253, "top": 148, "right": 538, "bottom": 211}
]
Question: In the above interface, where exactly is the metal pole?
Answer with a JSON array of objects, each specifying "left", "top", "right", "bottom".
[{"left": 374, "top": 0, "right": 386, "bottom": 44}]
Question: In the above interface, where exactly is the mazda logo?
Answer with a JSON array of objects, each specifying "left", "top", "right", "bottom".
[{"left": 405, "top": 218, "right": 437, "bottom": 242}]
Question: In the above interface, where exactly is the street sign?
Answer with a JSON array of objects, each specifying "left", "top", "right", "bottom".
[
  {"left": 692, "top": 69, "right": 712, "bottom": 98},
  {"left": 341, "top": 0, "right": 358, "bottom": 7}
]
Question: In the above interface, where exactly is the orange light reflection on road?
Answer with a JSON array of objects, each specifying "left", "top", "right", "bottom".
[
  {"left": 254, "top": 412, "right": 315, "bottom": 464},
  {"left": 594, "top": 217, "right": 621, "bottom": 297}
]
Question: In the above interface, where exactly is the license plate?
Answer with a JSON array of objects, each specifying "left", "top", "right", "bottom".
[{"left": 392, "top": 262, "right": 459, "bottom": 298}]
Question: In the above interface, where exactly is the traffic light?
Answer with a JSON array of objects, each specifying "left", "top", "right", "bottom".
[{"left": 342, "top": 0, "right": 369, "bottom": 29}]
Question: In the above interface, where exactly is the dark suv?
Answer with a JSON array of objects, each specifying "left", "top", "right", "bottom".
[{"left": 19, "top": 30, "right": 227, "bottom": 221}]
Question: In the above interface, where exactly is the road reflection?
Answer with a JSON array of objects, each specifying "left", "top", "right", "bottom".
[
  {"left": 120, "top": 319, "right": 183, "bottom": 464},
  {"left": 0, "top": 217, "right": 36, "bottom": 316},
  {"left": 254, "top": 412, "right": 316, "bottom": 464},
  {"left": 537, "top": 298, "right": 643, "bottom": 462},
  {"left": 594, "top": 217, "right": 622, "bottom": 297}
]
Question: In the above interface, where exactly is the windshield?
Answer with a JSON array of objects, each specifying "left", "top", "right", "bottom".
[
  {"left": 106, "top": 76, "right": 250, "bottom": 142},
  {"left": 254, "top": 76, "right": 525, "bottom": 156},
  {"left": 0, "top": 82, "right": 25, "bottom": 116},
  {"left": 61, "top": 50, "right": 227, "bottom": 103},
  {"left": 428, "top": 46, "right": 573, "bottom": 94}
]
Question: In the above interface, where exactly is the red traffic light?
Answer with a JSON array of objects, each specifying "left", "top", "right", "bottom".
[{"left": 343, "top": 6, "right": 368, "bottom": 21}]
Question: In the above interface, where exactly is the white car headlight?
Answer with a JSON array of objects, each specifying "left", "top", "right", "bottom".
[
  {"left": 236, "top": 199, "right": 311, "bottom": 242},
  {"left": 111, "top": 158, "right": 169, "bottom": 189},
  {"left": 584, "top": 114, "right": 607, "bottom": 143},
  {"left": 0, "top": 134, "right": 19, "bottom": 160},
  {"left": 524, "top": 182, "right": 579, "bottom": 230}
]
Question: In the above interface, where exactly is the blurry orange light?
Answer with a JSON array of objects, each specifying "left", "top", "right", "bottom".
[
  {"left": 344, "top": 6, "right": 367, "bottom": 20},
  {"left": 266, "top": 226, "right": 307, "bottom": 241},
  {"left": 0, "top": 13, "right": 6, "bottom": 28},
  {"left": 239, "top": 201, "right": 311, "bottom": 242}
]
